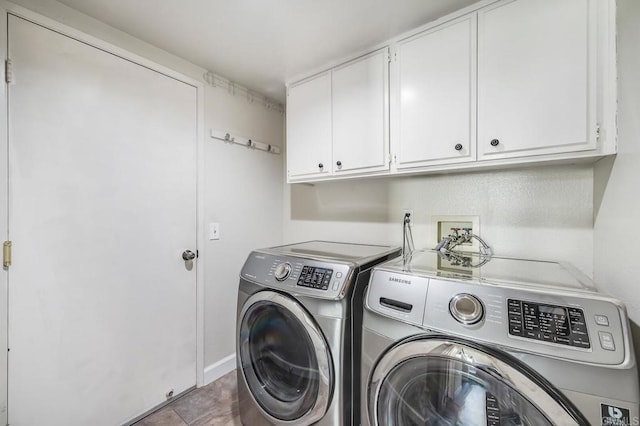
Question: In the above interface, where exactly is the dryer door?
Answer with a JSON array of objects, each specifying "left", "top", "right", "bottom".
[
  {"left": 369, "top": 335, "right": 589, "bottom": 426},
  {"left": 238, "top": 291, "right": 333, "bottom": 425}
]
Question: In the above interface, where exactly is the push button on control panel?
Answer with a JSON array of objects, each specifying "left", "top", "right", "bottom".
[
  {"left": 599, "top": 331, "right": 615, "bottom": 351},
  {"left": 594, "top": 315, "right": 609, "bottom": 326}
]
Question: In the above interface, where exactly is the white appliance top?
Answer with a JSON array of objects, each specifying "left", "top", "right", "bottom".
[
  {"left": 260, "top": 241, "right": 400, "bottom": 266},
  {"left": 381, "top": 249, "right": 596, "bottom": 292}
]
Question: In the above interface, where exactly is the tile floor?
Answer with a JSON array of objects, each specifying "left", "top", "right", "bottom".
[{"left": 135, "top": 370, "right": 241, "bottom": 426}]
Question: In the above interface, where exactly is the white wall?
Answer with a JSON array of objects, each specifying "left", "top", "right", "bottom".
[
  {"left": 285, "top": 164, "right": 594, "bottom": 276},
  {"left": 8, "top": 0, "right": 204, "bottom": 82},
  {"left": 594, "top": 0, "right": 640, "bottom": 348},
  {"left": 203, "top": 86, "right": 284, "bottom": 369},
  {"left": 8, "top": 0, "right": 285, "bottom": 379}
]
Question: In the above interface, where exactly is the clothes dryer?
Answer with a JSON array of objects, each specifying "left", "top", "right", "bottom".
[
  {"left": 361, "top": 250, "right": 639, "bottom": 425},
  {"left": 237, "top": 241, "right": 400, "bottom": 425}
]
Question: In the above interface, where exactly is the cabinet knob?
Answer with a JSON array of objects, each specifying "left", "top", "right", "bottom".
[
  {"left": 454, "top": 144, "right": 463, "bottom": 151},
  {"left": 336, "top": 161, "right": 342, "bottom": 168},
  {"left": 318, "top": 163, "right": 324, "bottom": 169},
  {"left": 490, "top": 139, "right": 500, "bottom": 147}
]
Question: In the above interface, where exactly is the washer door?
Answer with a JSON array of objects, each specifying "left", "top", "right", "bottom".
[
  {"left": 369, "top": 335, "right": 588, "bottom": 426},
  {"left": 238, "top": 291, "right": 333, "bottom": 425}
]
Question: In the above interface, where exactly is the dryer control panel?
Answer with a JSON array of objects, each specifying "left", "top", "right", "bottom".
[
  {"left": 297, "top": 266, "right": 334, "bottom": 290},
  {"left": 241, "top": 252, "right": 353, "bottom": 300}
]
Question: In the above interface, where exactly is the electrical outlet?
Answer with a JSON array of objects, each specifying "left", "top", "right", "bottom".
[
  {"left": 402, "top": 209, "right": 414, "bottom": 221},
  {"left": 432, "top": 215, "right": 480, "bottom": 252}
]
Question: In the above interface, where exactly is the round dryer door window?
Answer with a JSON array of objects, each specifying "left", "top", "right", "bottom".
[
  {"left": 238, "top": 291, "right": 333, "bottom": 424},
  {"left": 369, "top": 336, "right": 588, "bottom": 426}
]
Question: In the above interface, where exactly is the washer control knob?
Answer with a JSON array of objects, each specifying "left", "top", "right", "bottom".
[
  {"left": 274, "top": 262, "right": 292, "bottom": 281},
  {"left": 449, "top": 293, "right": 484, "bottom": 325}
]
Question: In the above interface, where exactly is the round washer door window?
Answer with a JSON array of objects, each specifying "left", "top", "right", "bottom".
[
  {"left": 238, "top": 291, "right": 333, "bottom": 424},
  {"left": 369, "top": 336, "right": 588, "bottom": 426}
]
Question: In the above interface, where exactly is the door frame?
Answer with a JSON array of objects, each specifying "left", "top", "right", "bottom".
[{"left": 0, "top": 0, "right": 206, "bottom": 419}]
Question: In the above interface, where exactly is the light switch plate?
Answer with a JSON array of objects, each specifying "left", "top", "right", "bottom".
[{"left": 209, "top": 223, "right": 220, "bottom": 240}]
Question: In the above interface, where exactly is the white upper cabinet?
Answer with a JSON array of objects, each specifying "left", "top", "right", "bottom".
[
  {"left": 394, "top": 15, "right": 476, "bottom": 169},
  {"left": 285, "top": 0, "right": 614, "bottom": 182},
  {"left": 332, "top": 49, "right": 389, "bottom": 175},
  {"left": 477, "top": 0, "right": 595, "bottom": 159},
  {"left": 287, "top": 72, "right": 332, "bottom": 180},
  {"left": 287, "top": 49, "right": 390, "bottom": 182}
]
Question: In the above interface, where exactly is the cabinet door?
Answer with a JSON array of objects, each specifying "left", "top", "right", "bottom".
[
  {"left": 332, "top": 49, "right": 389, "bottom": 174},
  {"left": 395, "top": 15, "right": 476, "bottom": 169},
  {"left": 287, "top": 72, "right": 332, "bottom": 180},
  {"left": 478, "top": 0, "right": 595, "bottom": 159}
]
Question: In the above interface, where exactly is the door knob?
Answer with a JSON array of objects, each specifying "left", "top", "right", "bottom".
[{"left": 182, "top": 250, "right": 196, "bottom": 261}]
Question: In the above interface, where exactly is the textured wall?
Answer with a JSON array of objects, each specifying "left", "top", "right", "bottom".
[
  {"left": 285, "top": 164, "right": 594, "bottom": 277},
  {"left": 594, "top": 0, "right": 640, "bottom": 349}
]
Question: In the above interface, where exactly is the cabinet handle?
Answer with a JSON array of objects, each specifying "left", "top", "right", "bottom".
[
  {"left": 318, "top": 163, "right": 324, "bottom": 169},
  {"left": 336, "top": 161, "right": 342, "bottom": 167},
  {"left": 490, "top": 139, "right": 500, "bottom": 147},
  {"left": 454, "top": 144, "right": 463, "bottom": 151}
]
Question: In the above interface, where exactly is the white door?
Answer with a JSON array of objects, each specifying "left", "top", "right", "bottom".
[
  {"left": 477, "top": 0, "right": 594, "bottom": 159},
  {"left": 395, "top": 15, "right": 476, "bottom": 168},
  {"left": 286, "top": 72, "right": 332, "bottom": 181},
  {"left": 7, "top": 15, "right": 197, "bottom": 426},
  {"left": 332, "top": 49, "right": 389, "bottom": 175}
]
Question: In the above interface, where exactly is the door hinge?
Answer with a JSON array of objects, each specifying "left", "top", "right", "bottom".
[
  {"left": 3, "top": 241, "right": 12, "bottom": 270},
  {"left": 5, "top": 59, "right": 13, "bottom": 84},
  {"left": 596, "top": 124, "right": 601, "bottom": 141}
]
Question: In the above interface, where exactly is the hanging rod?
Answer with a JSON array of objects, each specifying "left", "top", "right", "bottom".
[
  {"left": 210, "top": 129, "right": 281, "bottom": 155},
  {"left": 203, "top": 72, "right": 284, "bottom": 114}
]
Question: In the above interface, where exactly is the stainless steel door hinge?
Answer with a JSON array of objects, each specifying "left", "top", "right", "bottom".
[
  {"left": 3, "top": 241, "right": 12, "bottom": 270},
  {"left": 5, "top": 59, "right": 13, "bottom": 84}
]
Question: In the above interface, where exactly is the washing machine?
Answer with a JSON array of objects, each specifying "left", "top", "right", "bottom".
[
  {"left": 236, "top": 241, "right": 401, "bottom": 426},
  {"left": 361, "top": 249, "right": 639, "bottom": 426}
]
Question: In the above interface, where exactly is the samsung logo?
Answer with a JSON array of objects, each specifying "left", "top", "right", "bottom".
[{"left": 388, "top": 276, "right": 411, "bottom": 285}]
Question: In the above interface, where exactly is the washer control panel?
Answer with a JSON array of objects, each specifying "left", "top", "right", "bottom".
[
  {"left": 507, "top": 299, "right": 590, "bottom": 349},
  {"left": 403, "top": 277, "right": 627, "bottom": 365}
]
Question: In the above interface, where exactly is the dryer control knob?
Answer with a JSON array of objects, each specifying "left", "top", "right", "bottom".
[
  {"left": 449, "top": 293, "right": 484, "bottom": 325},
  {"left": 274, "top": 262, "right": 292, "bottom": 281}
]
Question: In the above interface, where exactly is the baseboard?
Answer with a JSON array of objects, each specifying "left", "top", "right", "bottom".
[{"left": 203, "top": 353, "right": 237, "bottom": 386}]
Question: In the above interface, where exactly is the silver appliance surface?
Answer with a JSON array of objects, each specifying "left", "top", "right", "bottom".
[
  {"left": 259, "top": 240, "right": 400, "bottom": 265},
  {"left": 361, "top": 250, "right": 639, "bottom": 426},
  {"left": 237, "top": 241, "right": 401, "bottom": 426},
  {"left": 381, "top": 249, "right": 596, "bottom": 291},
  {"left": 242, "top": 241, "right": 399, "bottom": 300}
]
